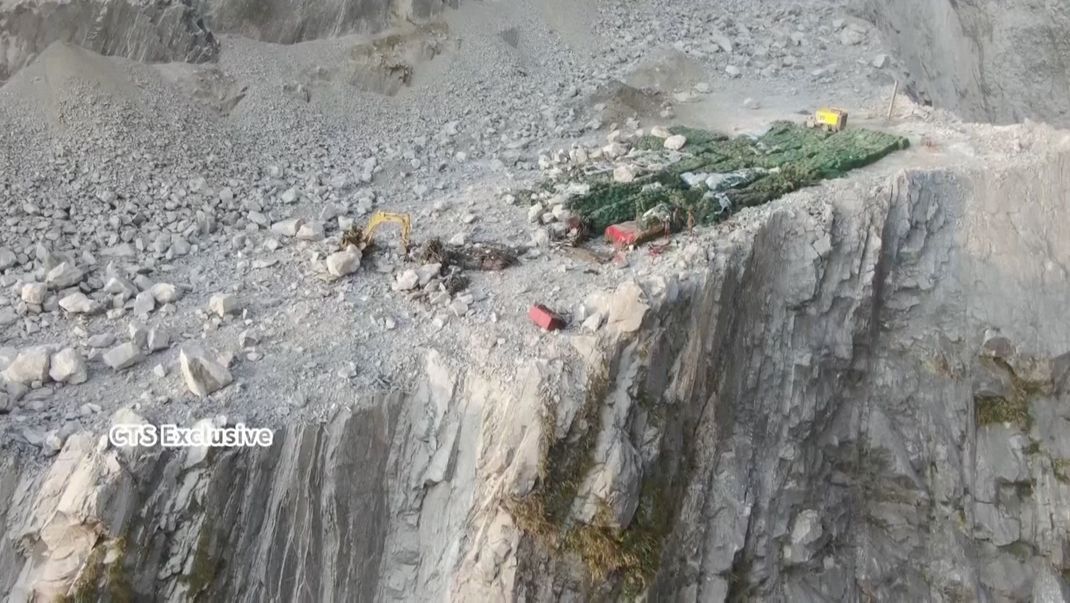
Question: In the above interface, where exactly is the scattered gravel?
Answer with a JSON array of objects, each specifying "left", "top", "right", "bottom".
[{"left": 0, "top": 0, "right": 1035, "bottom": 457}]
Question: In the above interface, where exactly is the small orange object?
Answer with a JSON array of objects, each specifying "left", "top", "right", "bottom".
[{"left": 529, "top": 304, "right": 565, "bottom": 331}]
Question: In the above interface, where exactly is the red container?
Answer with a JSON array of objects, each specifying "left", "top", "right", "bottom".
[
  {"left": 605, "top": 221, "right": 667, "bottom": 247},
  {"left": 529, "top": 304, "right": 565, "bottom": 331},
  {"left": 605, "top": 222, "right": 640, "bottom": 246}
]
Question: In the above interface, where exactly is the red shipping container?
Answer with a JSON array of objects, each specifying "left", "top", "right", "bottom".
[
  {"left": 605, "top": 222, "right": 640, "bottom": 246},
  {"left": 529, "top": 304, "right": 565, "bottom": 331},
  {"left": 605, "top": 221, "right": 667, "bottom": 247}
]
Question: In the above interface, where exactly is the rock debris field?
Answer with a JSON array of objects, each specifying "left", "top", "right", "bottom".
[
  {"left": 0, "top": 0, "right": 903, "bottom": 453},
  {"left": 4, "top": 0, "right": 1070, "bottom": 601},
  {"left": 0, "top": 0, "right": 1052, "bottom": 458}
]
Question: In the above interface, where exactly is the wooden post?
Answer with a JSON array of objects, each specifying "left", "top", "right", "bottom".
[{"left": 886, "top": 80, "right": 899, "bottom": 121}]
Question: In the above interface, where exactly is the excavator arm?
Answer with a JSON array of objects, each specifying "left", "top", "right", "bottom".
[{"left": 362, "top": 212, "right": 412, "bottom": 252}]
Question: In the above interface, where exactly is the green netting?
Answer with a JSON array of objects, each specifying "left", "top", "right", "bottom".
[{"left": 562, "top": 122, "right": 909, "bottom": 231}]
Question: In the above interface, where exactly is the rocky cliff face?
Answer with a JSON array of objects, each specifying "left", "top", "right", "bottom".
[
  {"left": 194, "top": 0, "right": 457, "bottom": 45},
  {"left": 647, "top": 147, "right": 1070, "bottom": 601},
  {"left": 0, "top": 0, "right": 218, "bottom": 82},
  {"left": 856, "top": 0, "right": 1070, "bottom": 126},
  {"left": 0, "top": 0, "right": 456, "bottom": 83},
  {"left": 2, "top": 141, "right": 1068, "bottom": 601}
]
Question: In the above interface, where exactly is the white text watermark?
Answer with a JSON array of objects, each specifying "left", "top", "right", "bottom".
[{"left": 109, "top": 423, "right": 275, "bottom": 449}]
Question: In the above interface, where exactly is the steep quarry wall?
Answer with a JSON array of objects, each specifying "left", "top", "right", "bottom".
[
  {"left": 2, "top": 142, "right": 1069, "bottom": 601},
  {"left": 0, "top": 0, "right": 218, "bottom": 82},
  {"left": 648, "top": 147, "right": 1070, "bottom": 601},
  {"left": 195, "top": 0, "right": 458, "bottom": 45},
  {"left": 856, "top": 0, "right": 1070, "bottom": 126},
  {"left": 0, "top": 0, "right": 456, "bottom": 83}
]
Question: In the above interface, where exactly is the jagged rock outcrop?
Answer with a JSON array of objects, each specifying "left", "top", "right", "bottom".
[
  {"left": 194, "top": 0, "right": 458, "bottom": 45},
  {"left": 855, "top": 0, "right": 1070, "bottom": 127},
  {"left": 0, "top": 0, "right": 218, "bottom": 82},
  {"left": 640, "top": 147, "right": 1070, "bottom": 601},
  {"left": 0, "top": 0, "right": 460, "bottom": 83},
  {"left": 1, "top": 145, "right": 1069, "bottom": 601}
]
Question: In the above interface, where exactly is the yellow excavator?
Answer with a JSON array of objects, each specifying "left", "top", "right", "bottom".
[{"left": 359, "top": 211, "right": 412, "bottom": 252}]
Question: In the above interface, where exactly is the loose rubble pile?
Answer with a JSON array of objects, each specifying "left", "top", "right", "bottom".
[
  {"left": 0, "top": 255, "right": 248, "bottom": 452},
  {"left": 593, "top": 2, "right": 895, "bottom": 89}
]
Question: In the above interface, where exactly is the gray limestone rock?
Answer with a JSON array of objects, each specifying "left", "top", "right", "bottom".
[
  {"left": 326, "top": 248, "right": 362, "bottom": 277},
  {"left": 209, "top": 293, "right": 240, "bottom": 317},
  {"left": 104, "top": 277, "right": 138, "bottom": 300},
  {"left": 44, "top": 262, "right": 83, "bottom": 289},
  {"left": 103, "top": 342, "right": 143, "bottom": 371},
  {"left": 87, "top": 333, "right": 116, "bottom": 349},
  {"left": 0, "top": 247, "right": 15, "bottom": 270},
  {"left": 270, "top": 218, "right": 303, "bottom": 237},
  {"left": 179, "top": 347, "right": 233, "bottom": 397},
  {"left": 150, "top": 283, "right": 181, "bottom": 304},
  {"left": 49, "top": 348, "right": 88, "bottom": 384},
  {"left": 392, "top": 270, "right": 419, "bottom": 291},
  {"left": 2, "top": 348, "right": 50, "bottom": 385},
  {"left": 132, "top": 291, "right": 155, "bottom": 316},
  {"left": 147, "top": 328, "right": 170, "bottom": 352},
  {"left": 20, "top": 283, "right": 46, "bottom": 305},
  {"left": 58, "top": 292, "right": 98, "bottom": 314}
]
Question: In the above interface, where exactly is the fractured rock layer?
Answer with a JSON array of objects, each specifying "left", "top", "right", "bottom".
[{"left": 1, "top": 147, "right": 1068, "bottom": 600}]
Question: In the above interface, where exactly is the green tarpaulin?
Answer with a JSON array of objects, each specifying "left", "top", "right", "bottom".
[{"left": 558, "top": 122, "right": 909, "bottom": 232}]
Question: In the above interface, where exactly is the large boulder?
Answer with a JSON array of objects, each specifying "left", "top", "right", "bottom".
[
  {"left": 2, "top": 348, "right": 50, "bottom": 385},
  {"left": 179, "top": 348, "right": 233, "bottom": 397}
]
